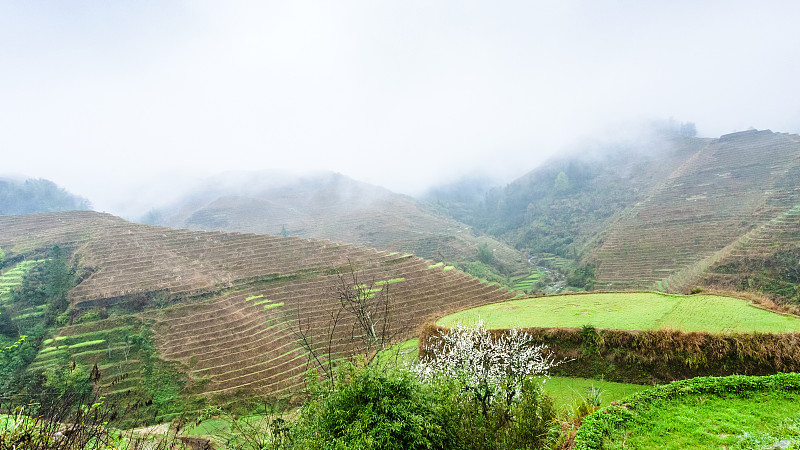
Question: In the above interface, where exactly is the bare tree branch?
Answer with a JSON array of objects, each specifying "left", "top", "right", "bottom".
[{"left": 290, "top": 260, "right": 410, "bottom": 388}]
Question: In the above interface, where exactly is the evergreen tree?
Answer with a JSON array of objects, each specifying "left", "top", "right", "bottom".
[{"left": 554, "top": 171, "right": 569, "bottom": 192}]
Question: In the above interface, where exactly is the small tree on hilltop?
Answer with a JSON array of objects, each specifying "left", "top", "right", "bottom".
[
  {"left": 554, "top": 171, "right": 569, "bottom": 192},
  {"left": 476, "top": 243, "right": 494, "bottom": 265},
  {"left": 679, "top": 121, "right": 697, "bottom": 137}
]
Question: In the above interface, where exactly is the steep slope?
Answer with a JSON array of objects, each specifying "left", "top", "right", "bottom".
[
  {"left": 436, "top": 129, "right": 800, "bottom": 299},
  {"left": 0, "top": 211, "right": 515, "bottom": 400},
  {"left": 145, "top": 172, "right": 528, "bottom": 278},
  {"left": 440, "top": 133, "right": 706, "bottom": 286},
  {"left": 490, "top": 135, "right": 705, "bottom": 255},
  {"left": 701, "top": 203, "right": 800, "bottom": 302},
  {"left": 589, "top": 130, "right": 800, "bottom": 291}
]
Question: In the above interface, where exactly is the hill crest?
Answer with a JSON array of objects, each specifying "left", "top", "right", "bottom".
[{"left": 142, "top": 171, "right": 529, "bottom": 279}]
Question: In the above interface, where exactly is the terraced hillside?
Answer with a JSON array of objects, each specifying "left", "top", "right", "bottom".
[
  {"left": 0, "top": 211, "right": 515, "bottom": 399},
  {"left": 151, "top": 258, "right": 511, "bottom": 396},
  {"left": 442, "top": 131, "right": 711, "bottom": 290},
  {"left": 145, "top": 172, "right": 528, "bottom": 277},
  {"left": 700, "top": 202, "right": 800, "bottom": 302},
  {"left": 589, "top": 130, "right": 800, "bottom": 291},
  {"left": 435, "top": 129, "right": 800, "bottom": 297}
]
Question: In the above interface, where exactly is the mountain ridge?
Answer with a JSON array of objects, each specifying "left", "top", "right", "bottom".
[
  {"left": 141, "top": 171, "right": 529, "bottom": 280},
  {"left": 430, "top": 129, "right": 800, "bottom": 302}
]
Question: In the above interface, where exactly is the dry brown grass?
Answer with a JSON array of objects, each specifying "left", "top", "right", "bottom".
[{"left": 420, "top": 322, "right": 800, "bottom": 384}]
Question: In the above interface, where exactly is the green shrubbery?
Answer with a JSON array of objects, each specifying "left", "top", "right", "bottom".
[
  {"left": 2, "top": 246, "right": 76, "bottom": 333},
  {"left": 194, "top": 319, "right": 562, "bottom": 449},
  {"left": 290, "top": 362, "right": 558, "bottom": 450},
  {"left": 423, "top": 320, "right": 800, "bottom": 385},
  {"left": 0, "top": 357, "right": 559, "bottom": 450},
  {"left": 458, "top": 260, "right": 507, "bottom": 285},
  {"left": 566, "top": 264, "right": 596, "bottom": 290},
  {"left": 287, "top": 320, "right": 562, "bottom": 449},
  {"left": 0, "top": 247, "right": 80, "bottom": 396},
  {"left": 294, "top": 364, "right": 462, "bottom": 450},
  {"left": 477, "top": 243, "right": 495, "bottom": 265}
]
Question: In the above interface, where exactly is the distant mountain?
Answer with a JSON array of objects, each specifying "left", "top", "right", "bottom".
[
  {"left": 421, "top": 174, "right": 503, "bottom": 225},
  {"left": 140, "top": 171, "right": 529, "bottom": 279},
  {"left": 434, "top": 129, "right": 800, "bottom": 304},
  {"left": 0, "top": 177, "right": 91, "bottom": 215},
  {"left": 433, "top": 132, "right": 706, "bottom": 264}
]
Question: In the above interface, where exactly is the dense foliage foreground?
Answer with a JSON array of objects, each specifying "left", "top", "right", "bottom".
[
  {"left": 0, "top": 322, "right": 566, "bottom": 449},
  {"left": 3, "top": 324, "right": 800, "bottom": 450},
  {"left": 266, "top": 320, "right": 564, "bottom": 449}
]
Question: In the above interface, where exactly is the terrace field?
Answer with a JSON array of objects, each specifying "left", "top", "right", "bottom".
[
  {"left": 0, "top": 259, "right": 45, "bottom": 302},
  {"left": 446, "top": 129, "right": 800, "bottom": 298},
  {"left": 437, "top": 292, "right": 800, "bottom": 333},
  {"left": 0, "top": 211, "right": 516, "bottom": 403},
  {"left": 588, "top": 130, "right": 800, "bottom": 293},
  {"left": 2, "top": 129, "right": 800, "bottom": 440}
]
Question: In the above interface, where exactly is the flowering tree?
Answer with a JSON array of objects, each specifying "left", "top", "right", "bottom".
[{"left": 413, "top": 320, "right": 562, "bottom": 420}]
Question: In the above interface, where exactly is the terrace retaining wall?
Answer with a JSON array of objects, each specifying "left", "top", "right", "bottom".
[{"left": 418, "top": 323, "right": 800, "bottom": 384}]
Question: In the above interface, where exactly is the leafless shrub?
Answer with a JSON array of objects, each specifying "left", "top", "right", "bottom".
[{"left": 291, "top": 261, "right": 408, "bottom": 387}]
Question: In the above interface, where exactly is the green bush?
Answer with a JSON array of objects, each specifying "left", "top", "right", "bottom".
[
  {"left": 295, "top": 364, "right": 463, "bottom": 450},
  {"left": 415, "top": 321, "right": 561, "bottom": 449},
  {"left": 477, "top": 243, "right": 495, "bottom": 265},
  {"left": 580, "top": 325, "right": 603, "bottom": 356},
  {"left": 459, "top": 260, "right": 506, "bottom": 285},
  {"left": 566, "top": 264, "right": 595, "bottom": 290},
  {"left": 503, "top": 378, "right": 559, "bottom": 449},
  {"left": 416, "top": 375, "right": 558, "bottom": 450}
]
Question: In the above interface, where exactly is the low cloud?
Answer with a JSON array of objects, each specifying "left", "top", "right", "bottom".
[{"left": 1, "top": 1, "right": 798, "bottom": 215}]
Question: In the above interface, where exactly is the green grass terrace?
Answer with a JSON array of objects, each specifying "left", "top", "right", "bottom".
[{"left": 437, "top": 292, "right": 800, "bottom": 333}]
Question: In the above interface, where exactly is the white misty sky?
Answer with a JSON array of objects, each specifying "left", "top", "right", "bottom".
[{"left": 1, "top": 1, "right": 799, "bottom": 217}]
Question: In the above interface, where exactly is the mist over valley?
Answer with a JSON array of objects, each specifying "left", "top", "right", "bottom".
[{"left": 2, "top": 1, "right": 800, "bottom": 447}]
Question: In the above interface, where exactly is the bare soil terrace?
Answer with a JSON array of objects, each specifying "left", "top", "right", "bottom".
[{"left": 0, "top": 211, "right": 515, "bottom": 396}]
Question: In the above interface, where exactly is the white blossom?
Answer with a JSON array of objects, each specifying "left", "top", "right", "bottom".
[{"left": 412, "top": 319, "right": 561, "bottom": 407}]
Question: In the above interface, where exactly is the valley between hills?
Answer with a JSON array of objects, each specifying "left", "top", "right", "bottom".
[{"left": 2, "top": 128, "right": 800, "bottom": 448}]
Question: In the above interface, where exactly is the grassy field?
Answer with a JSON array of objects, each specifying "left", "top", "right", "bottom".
[
  {"left": 606, "top": 393, "right": 800, "bottom": 449},
  {"left": 576, "top": 374, "right": 800, "bottom": 449},
  {"left": 376, "top": 338, "right": 420, "bottom": 368},
  {"left": 542, "top": 377, "right": 648, "bottom": 413},
  {"left": 437, "top": 292, "right": 800, "bottom": 333}
]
